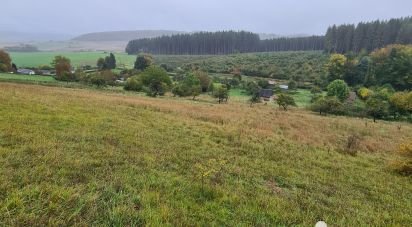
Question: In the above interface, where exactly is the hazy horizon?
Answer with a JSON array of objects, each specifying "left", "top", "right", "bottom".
[{"left": 1, "top": 0, "right": 412, "bottom": 38}]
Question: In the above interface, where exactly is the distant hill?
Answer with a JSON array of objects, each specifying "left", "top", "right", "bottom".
[
  {"left": 71, "top": 30, "right": 185, "bottom": 42},
  {"left": 0, "top": 31, "right": 72, "bottom": 42}
]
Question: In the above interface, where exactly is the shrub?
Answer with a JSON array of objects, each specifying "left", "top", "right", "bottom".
[
  {"left": 90, "top": 75, "right": 106, "bottom": 87},
  {"left": 366, "top": 94, "right": 390, "bottom": 122},
  {"left": 124, "top": 76, "right": 143, "bottom": 91},
  {"left": 390, "top": 91, "right": 412, "bottom": 116},
  {"left": 213, "top": 85, "right": 229, "bottom": 104},
  {"left": 357, "top": 87, "right": 373, "bottom": 100},
  {"left": 391, "top": 142, "right": 412, "bottom": 176},
  {"left": 140, "top": 66, "right": 172, "bottom": 97},
  {"left": 310, "top": 86, "right": 322, "bottom": 94},
  {"left": 195, "top": 71, "right": 211, "bottom": 92},
  {"left": 342, "top": 134, "right": 361, "bottom": 156},
  {"left": 172, "top": 73, "right": 201, "bottom": 99},
  {"left": 288, "top": 80, "right": 297, "bottom": 90},
  {"left": 311, "top": 96, "right": 343, "bottom": 115}
]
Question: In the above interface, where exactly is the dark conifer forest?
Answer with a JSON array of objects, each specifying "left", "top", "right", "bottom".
[
  {"left": 126, "top": 31, "right": 325, "bottom": 55},
  {"left": 126, "top": 16, "right": 412, "bottom": 55},
  {"left": 325, "top": 16, "right": 412, "bottom": 53}
]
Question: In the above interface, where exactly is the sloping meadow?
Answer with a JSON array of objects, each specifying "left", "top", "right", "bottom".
[{"left": 0, "top": 83, "right": 411, "bottom": 226}]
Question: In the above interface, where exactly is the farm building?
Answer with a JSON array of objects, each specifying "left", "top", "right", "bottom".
[
  {"left": 279, "top": 85, "right": 289, "bottom": 90},
  {"left": 259, "top": 89, "right": 274, "bottom": 101},
  {"left": 17, "top": 69, "right": 35, "bottom": 75}
]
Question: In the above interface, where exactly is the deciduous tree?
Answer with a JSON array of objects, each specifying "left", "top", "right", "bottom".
[
  {"left": 276, "top": 94, "right": 296, "bottom": 111},
  {"left": 327, "top": 79, "right": 350, "bottom": 101},
  {"left": 51, "top": 56, "right": 72, "bottom": 81},
  {"left": 134, "top": 54, "right": 153, "bottom": 71},
  {"left": 0, "top": 50, "right": 12, "bottom": 72}
]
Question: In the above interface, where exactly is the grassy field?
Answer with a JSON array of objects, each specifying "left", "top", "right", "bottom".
[
  {"left": 9, "top": 52, "right": 215, "bottom": 69},
  {"left": 0, "top": 82, "right": 411, "bottom": 226},
  {"left": 9, "top": 51, "right": 327, "bottom": 80},
  {"left": 0, "top": 73, "right": 56, "bottom": 83},
  {"left": 10, "top": 52, "right": 137, "bottom": 68},
  {"left": 291, "top": 89, "right": 313, "bottom": 107}
]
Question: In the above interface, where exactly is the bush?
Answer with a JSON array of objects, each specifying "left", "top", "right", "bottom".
[
  {"left": 391, "top": 142, "right": 412, "bottom": 176},
  {"left": 124, "top": 76, "right": 142, "bottom": 91},
  {"left": 90, "top": 75, "right": 106, "bottom": 87},
  {"left": 140, "top": 66, "right": 172, "bottom": 97},
  {"left": 288, "top": 80, "right": 297, "bottom": 90},
  {"left": 342, "top": 134, "right": 361, "bottom": 156},
  {"left": 311, "top": 96, "right": 343, "bottom": 115},
  {"left": 172, "top": 73, "right": 201, "bottom": 99},
  {"left": 366, "top": 95, "right": 390, "bottom": 122},
  {"left": 357, "top": 87, "right": 373, "bottom": 100},
  {"left": 310, "top": 86, "right": 322, "bottom": 94},
  {"left": 213, "top": 85, "right": 229, "bottom": 104}
]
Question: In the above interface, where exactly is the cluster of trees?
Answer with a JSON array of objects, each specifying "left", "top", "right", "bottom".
[
  {"left": 172, "top": 71, "right": 212, "bottom": 100},
  {"left": 325, "top": 17, "right": 412, "bottom": 53},
  {"left": 181, "top": 51, "right": 327, "bottom": 82},
  {"left": 126, "top": 31, "right": 260, "bottom": 55},
  {"left": 126, "top": 16, "right": 410, "bottom": 56},
  {"left": 51, "top": 55, "right": 119, "bottom": 87},
  {"left": 77, "top": 70, "right": 118, "bottom": 87},
  {"left": 126, "top": 31, "right": 325, "bottom": 55},
  {"left": 124, "top": 66, "right": 172, "bottom": 97},
  {"left": 97, "top": 53, "right": 116, "bottom": 70},
  {"left": 324, "top": 44, "right": 412, "bottom": 90},
  {"left": 124, "top": 55, "right": 229, "bottom": 103},
  {"left": 311, "top": 79, "right": 412, "bottom": 122}
]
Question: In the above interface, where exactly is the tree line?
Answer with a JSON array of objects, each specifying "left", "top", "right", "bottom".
[
  {"left": 126, "top": 16, "right": 412, "bottom": 55},
  {"left": 325, "top": 16, "right": 412, "bottom": 53},
  {"left": 126, "top": 31, "right": 325, "bottom": 55}
]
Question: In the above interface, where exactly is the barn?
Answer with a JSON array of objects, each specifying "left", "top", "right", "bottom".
[{"left": 259, "top": 89, "right": 274, "bottom": 101}]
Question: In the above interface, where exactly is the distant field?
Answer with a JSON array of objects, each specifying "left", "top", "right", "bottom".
[
  {"left": 0, "top": 73, "right": 56, "bottom": 82},
  {"left": 9, "top": 51, "right": 328, "bottom": 81},
  {"left": 0, "top": 83, "right": 411, "bottom": 226},
  {"left": 9, "top": 51, "right": 218, "bottom": 69},
  {"left": 10, "top": 52, "right": 137, "bottom": 68}
]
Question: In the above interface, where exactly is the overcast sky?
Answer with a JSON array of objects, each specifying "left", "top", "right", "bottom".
[{"left": 1, "top": 0, "right": 411, "bottom": 36}]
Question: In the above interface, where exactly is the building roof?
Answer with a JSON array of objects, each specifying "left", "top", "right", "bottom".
[
  {"left": 279, "top": 85, "right": 289, "bottom": 90},
  {"left": 17, "top": 69, "right": 35, "bottom": 74},
  {"left": 259, "top": 89, "right": 274, "bottom": 98}
]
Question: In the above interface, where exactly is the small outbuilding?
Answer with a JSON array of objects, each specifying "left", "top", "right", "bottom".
[
  {"left": 17, "top": 69, "right": 35, "bottom": 75},
  {"left": 259, "top": 89, "right": 274, "bottom": 101},
  {"left": 279, "top": 85, "right": 289, "bottom": 90}
]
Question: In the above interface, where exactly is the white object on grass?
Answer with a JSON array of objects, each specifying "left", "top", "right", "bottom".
[{"left": 315, "top": 221, "right": 327, "bottom": 227}]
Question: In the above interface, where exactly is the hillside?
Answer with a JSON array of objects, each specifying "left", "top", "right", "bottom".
[
  {"left": 0, "top": 82, "right": 411, "bottom": 226},
  {"left": 72, "top": 30, "right": 185, "bottom": 42}
]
